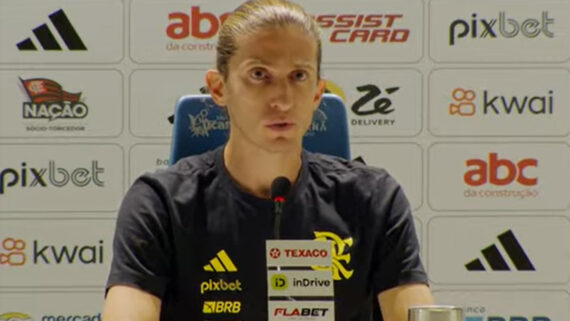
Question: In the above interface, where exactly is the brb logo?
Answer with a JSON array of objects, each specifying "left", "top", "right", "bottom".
[
  {"left": 0, "top": 237, "right": 104, "bottom": 266},
  {"left": 449, "top": 88, "right": 554, "bottom": 117},
  {"left": 449, "top": 12, "right": 554, "bottom": 45},
  {"left": 166, "top": 7, "right": 230, "bottom": 39},
  {"left": 0, "top": 161, "right": 104, "bottom": 195},
  {"left": 315, "top": 14, "right": 409, "bottom": 43}
]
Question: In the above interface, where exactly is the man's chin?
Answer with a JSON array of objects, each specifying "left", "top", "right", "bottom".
[{"left": 260, "top": 137, "right": 303, "bottom": 154}]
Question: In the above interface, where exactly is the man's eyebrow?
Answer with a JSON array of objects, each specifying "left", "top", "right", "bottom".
[
  {"left": 239, "top": 58, "right": 316, "bottom": 70},
  {"left": 240, "top": 58, "right": 267, "bottom": 68},
  {"left": 294, "top": 61, "right": 316, "bottom": 70}
]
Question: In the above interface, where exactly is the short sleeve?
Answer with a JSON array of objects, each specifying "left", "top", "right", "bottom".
[
  {"left": 371, "top": 182, "right": 428, "bottom": 294},
  {"left": 106, "top": 175, "right": 173, "bottom": 299}
]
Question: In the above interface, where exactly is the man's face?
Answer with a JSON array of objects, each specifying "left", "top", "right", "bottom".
[{"left": 218, "top": 25, "right": 325, "bottom": 153}]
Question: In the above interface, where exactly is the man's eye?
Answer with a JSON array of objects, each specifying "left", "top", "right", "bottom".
[
  {"left": 292, "top": 71, "right": 308, "bottom": 81},
  {"left": 250, "top": 69, "right": 268, "bottom": 80}
]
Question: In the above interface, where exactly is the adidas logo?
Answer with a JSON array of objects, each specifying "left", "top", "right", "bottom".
[
  {"left": 203, "top": 250, "right": 237, "bottom": 272},
  {"left": 465, "top": 229, "right": 535, "bottom": 271},
  {"left": 17, "top": 9, "right": 86, "bottom": 51}
]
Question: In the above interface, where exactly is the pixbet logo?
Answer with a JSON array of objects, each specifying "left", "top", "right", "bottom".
[
  {"left": 0, "top": 161, "right": 104, "bottom": 195},
  {"left": 200, "top": 279, "right": 242, "bottom": 294},
  {"left": 464, "top": 153, "right": 537, "bottom": 187},
  {"left": 449, "top": 88, "right": 554, "bottom": 117},
  {"left": 166, "top": 7, "right": 230, "bottom": 39},
  {"left": 315, "top": 14, "right": 409, "bottom": 43},
  {"left": 449, "top": 12, "right": 554, "bottom": 45},
  {"left": 0, "top": 237, "right": 104, "bottom": 266}
]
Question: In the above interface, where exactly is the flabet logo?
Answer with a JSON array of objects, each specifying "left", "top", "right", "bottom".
[
  {"left": 464, "top": 306, "right": 550, "bottom": 321},
  {"left": 463, "top": 153, "right": 539, "bottom": 200},
  {"left": 20, "top": 78, "right": 89, "bottom": 132},
  {"left": 0, "top": 238, "right": 26, "bottom": 266},
  {"left": 315, "top": 14, "right": 409, "bottom": 43},
  {"left": 0, "top": 312, "right": 33, "bottom": 321},
  {"left": 274, "top": 307, "right": 329, "bottom": 317},
  {"left": 312, "top": 231, "right": 354, "bottom": 280},
  {"left": 449, "top": 12, "right": 554, "bottom": 46},
  {"left": 449, "top": 88, "right": 553, "bottom": 117},
  {"left": 0, "top": 161, "right": 104, "bottom": 195},
  {"left": 350, "top": 84, "right": 399, "bottom": 127},
  {"left": 0, "top": 237, "right": 104, "bottom": 266}
]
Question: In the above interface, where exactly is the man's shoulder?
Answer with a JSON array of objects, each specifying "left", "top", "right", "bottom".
[
  {"left": 305, "top": 152, "right": 400, "bottom": 196},
  {"left": 307, "top": 152, "right": 394, "bottom": 182},
  {"left": 139, "top": 149, "right": 219, "bottom": 190}
]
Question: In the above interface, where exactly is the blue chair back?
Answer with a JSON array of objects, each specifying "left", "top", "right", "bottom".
[{"left": 169, "top": 94, "right": 350, "bottom": 165}]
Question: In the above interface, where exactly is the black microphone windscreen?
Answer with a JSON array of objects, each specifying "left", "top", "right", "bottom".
[{"left": 271, "top": 176, "right": 291, "bottom": 199}]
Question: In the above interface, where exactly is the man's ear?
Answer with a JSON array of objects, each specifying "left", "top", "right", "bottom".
[
  {"left": 313, "top": 78, "right": 326, "bottom": 110},
  {"left": 205, "top": 69, "right": 226, "bottom": 106}
]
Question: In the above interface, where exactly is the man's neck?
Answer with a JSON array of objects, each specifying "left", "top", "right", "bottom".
[{"left": 223, "top": 139, "right": 302, "bottom": 199}]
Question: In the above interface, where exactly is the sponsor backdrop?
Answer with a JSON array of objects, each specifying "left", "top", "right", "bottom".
[{"left": 0, "top": 0, "right": 569, "bottom": 319}]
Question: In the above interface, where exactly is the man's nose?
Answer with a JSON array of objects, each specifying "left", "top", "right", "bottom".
[{"left": 268, "top": 78, "right": 293, "bottom": 111}]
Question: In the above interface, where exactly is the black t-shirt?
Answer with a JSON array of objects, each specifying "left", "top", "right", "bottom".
[{"left": 106, "top": 146, "right": 428, "bottom": 321}]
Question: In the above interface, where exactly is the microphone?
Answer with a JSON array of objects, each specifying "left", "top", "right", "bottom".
[{"left": 271, "top": 176, "right": 291, "bottom": 239}]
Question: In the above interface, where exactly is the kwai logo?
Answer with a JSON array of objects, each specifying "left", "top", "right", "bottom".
[
  {"left": 0, "top": 237, "right": 104, "bottom": 267},
  {"left": 449, "top": 11, "right": 554, "bottom": 46},
  {"left": 20, "top": 77, "right": 89, "bottom": 132},
  {"left": 0, "top": 160, "right": 104, "bottom": 195},
  {"left": 350, "top": 84, "right": 399, "bottom": 127},
  {"left": 463, "top": 153, "right": 539, "bottom": 200},
  {"left": 315, "top": 13, "right": 409, "bottom": 43},
  {"left": 0, "top": 237, "right": 26, "bottom": 266},
  {"left": 449, "top": 88, "right": 553, "bottom": 117},
  {"left": 312, "top": 231, "right": 354, "bottom": 280}
]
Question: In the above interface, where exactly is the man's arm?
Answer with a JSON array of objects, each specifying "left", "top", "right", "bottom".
[
  {"left": 102, "top": 285, "right": 161, "bottom": 321},
  {"left": 377, "top": 283, "right": 434, "bottom": 321}
]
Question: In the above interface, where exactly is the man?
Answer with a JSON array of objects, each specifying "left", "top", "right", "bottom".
[{"left": 103, "top": 1, "right": 433, "bottom": 320}]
